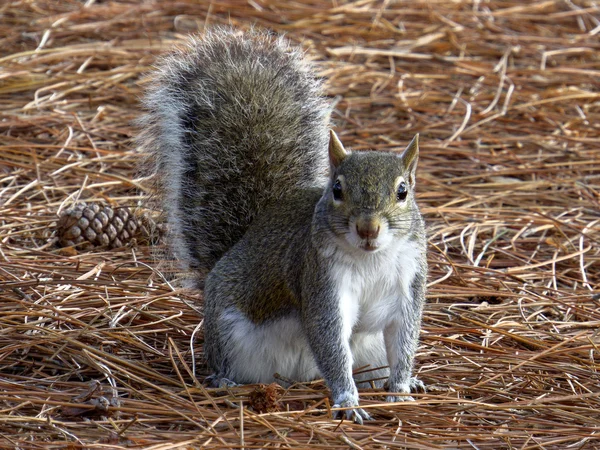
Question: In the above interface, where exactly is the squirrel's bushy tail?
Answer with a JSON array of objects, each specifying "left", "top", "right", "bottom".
[{"left": 138, "top": 28, "right": 330, "bottom": 282}]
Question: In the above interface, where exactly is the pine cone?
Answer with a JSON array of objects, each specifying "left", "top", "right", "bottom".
[{"left": 57, "top": 203, "right": 143, "bottom": 249}]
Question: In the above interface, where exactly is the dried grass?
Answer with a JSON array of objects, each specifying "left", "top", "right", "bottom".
[{"left": 1, "top": 0, "right": 599, "bottom": 448}]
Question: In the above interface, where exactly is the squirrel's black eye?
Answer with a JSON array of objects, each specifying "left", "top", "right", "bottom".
[
  {"left": 396, "top": 182, "right": 408, "bottom": 202},
  {"left": 332, "top": 179, "right": 343, "bottom": 201}
]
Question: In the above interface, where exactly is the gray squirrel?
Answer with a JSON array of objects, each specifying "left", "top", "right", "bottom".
[{"left": 138, "top": 28, "right": 427, "bottom": 424}]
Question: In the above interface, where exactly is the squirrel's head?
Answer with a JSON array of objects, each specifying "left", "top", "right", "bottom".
[{"left": 322, "top": 130, "right": 420, "bottom": 254}]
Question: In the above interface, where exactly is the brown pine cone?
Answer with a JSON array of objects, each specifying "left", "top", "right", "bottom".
[{"left": 57, "top": 203, "right": 144, "bottom": 249}]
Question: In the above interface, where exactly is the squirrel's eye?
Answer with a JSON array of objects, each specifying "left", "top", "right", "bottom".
[
  {"left": 332, "top": 179, "right": 343, "bottom": 201},
  {"left": 396, "top": 182, "right": 408, "bottom": 202}
]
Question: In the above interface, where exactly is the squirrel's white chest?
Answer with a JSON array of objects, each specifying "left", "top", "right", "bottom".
[{"left": 333, "top": 239, "right": 421, "bottom": 336}]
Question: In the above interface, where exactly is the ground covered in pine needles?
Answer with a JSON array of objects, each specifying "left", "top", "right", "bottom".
[{"left": 1, "top": 1, "right": 599, "bottom": 448}]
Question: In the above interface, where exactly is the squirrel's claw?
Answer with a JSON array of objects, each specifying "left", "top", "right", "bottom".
[
  {"left": 332, "top": 400, "right": 372, "bottom": 424},
  {"left": 409, "top": 377, "right": 426, "bottom": 393},
  {"left": 385, "top": 394, "right": 415, "bottom": 403}
]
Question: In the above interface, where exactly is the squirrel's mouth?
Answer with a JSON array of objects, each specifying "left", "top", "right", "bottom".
[{"left": 361, "top": 241, "right": 379, "bottom": 252}]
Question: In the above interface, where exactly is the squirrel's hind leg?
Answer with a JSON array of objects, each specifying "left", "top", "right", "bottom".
[
  {"left": 206, "top": 306, "right": 319, "bottom": 384},
  {"left": 351, "top": 332, "right": 389, "bottom": 389}
]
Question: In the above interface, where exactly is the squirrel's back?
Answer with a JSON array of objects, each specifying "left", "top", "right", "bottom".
[{"left": 138, "top": 28, "right": 330, "bottom": 282}]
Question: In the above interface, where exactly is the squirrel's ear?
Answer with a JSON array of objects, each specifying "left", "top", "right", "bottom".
[
  {"left": 399, "top": 134, "right": 419, "bottom": 187},
  {"left": 328, "top": 130, "right": 348, "bottom": 169}
]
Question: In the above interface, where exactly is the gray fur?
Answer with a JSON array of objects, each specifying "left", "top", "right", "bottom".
[{"left": 138, "top": 28, "right": 329, "bottom": 281}]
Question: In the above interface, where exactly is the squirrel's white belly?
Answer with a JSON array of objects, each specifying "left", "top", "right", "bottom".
[
  {"left": 220, "top": 309, "right": 320, "bottom": 383},
  {"left": 220, "top": 308, "right": 389, "bottom": 384}
]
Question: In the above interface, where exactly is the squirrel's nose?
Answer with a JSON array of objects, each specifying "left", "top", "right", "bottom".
[{"left": 356, "top": 219, "right": 380, "bottom": 240}]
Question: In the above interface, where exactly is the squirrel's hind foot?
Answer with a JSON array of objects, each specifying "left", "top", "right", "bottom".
[{"left": 205, "top": 374, "right": 239, "bottom": 389}]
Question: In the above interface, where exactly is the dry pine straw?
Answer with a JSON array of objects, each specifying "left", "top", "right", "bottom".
[{"left": 0, "top": 0, "right": 599, "bottom": 448}]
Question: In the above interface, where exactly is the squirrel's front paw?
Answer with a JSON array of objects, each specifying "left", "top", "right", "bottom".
[
  {"left": 385, "top": 377, "right": 425, "bottom": 403},
  {"left": 332, "top": 391, "right": 372, "bottom": 425}
]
